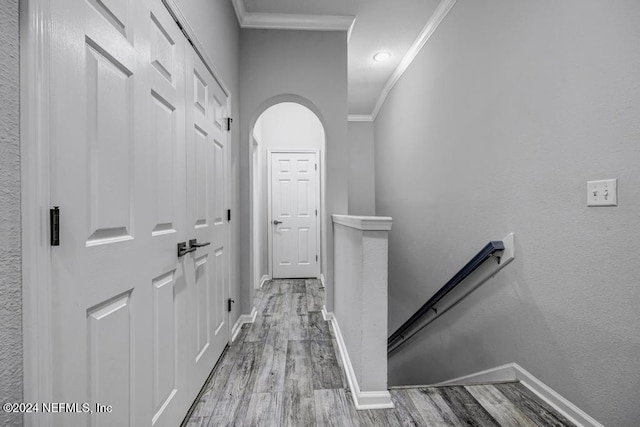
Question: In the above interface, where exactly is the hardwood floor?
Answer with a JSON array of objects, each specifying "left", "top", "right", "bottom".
[{"left": 183, "top": 279, "right": 575, "bottom": 426}]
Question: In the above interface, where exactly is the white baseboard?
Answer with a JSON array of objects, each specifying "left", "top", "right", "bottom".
[
  {"left": 230, "top": 307, "right": 257, "bottom": 342},
  {"left": 514, "top": 364, "right": 604, "bottom": 427},
  {"left": 319, "top": 273, "right": 326, "bottom": 289},
  {"left": 434, "top": 363, "right": 518, "bottom": 386},
  {"left": 435, "top": 363, "right": 603, "bottom": 427},
  {"left": 321, "top": 305, "right": 334, "bottom": 321},
  {"left": 259, "top": 275, "right": 270, "bottom": 288},
  {"left": 323, "top": 309, "right": 394, "bottom": 410}
]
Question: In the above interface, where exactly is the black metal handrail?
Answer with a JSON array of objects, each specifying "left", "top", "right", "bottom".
[{"left": 388, "top": 240, "right": 505, "bottom": 352}]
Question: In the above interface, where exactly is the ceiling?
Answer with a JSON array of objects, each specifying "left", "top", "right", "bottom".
[{"left": 234, "top": 0, "right": 442, "bottom": 118}]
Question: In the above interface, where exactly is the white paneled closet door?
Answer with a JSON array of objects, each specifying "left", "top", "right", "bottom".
[
  {"left": 184, "top": 40, "right": 230, "bottom": 403},
  {"left": 48, "top": 0, "right": 228, "bottom": 425}
]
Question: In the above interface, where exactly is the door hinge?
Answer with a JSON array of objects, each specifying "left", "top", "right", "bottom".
[
  {"left": 50, "top": 206, "right": 60, "bottom": 246},
  {"left": 316, "top": 255, "right": 318, "bottom": 262},
  {"left": 228, "top": 298, "right": 235, "bottom": 312},
  {"left": 227, "top": 209, "right": 231, "bottom": 221},
  {"left": 225, "top": 117, "right": 233, "bottom": 131},
  {"left": 315, "top": 209, "right": 318, "bottom": 216},
  {"left": 315, "top": 163, "right": 317, "bottom": 171}
]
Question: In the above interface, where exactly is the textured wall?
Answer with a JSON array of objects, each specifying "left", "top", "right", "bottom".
[
  {"left": 0, "top": 0, "right": 23, "bottom": 425},
  {"left": 376, "top": 1, "right": 640, "bottom": 425},
  {"left": 348, "top": 122, "right": 375, "bottom": 215},
  {"left": 239, "top": 29, "right": 348, "bottom": 313}
]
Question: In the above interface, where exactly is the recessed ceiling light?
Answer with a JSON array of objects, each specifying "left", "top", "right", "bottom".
[{"left": 373, "top": 51, "right": 391, "bottom": 62}]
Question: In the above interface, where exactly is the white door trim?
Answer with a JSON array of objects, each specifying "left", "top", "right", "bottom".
[
  {"left": 251, "top": 136, "right": 260, "bottom": 289},
  {"left": 21, "top": 1, "right": 54, "bottom": 423},
  {"left": 267, "top": 149, "right": 321, "bottom": 279},
  {"left": 20, "top": 1, "right": 235, "bottom": 424}
]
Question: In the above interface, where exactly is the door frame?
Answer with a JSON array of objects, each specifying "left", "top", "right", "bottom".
[
  {"left": 20, "top": 1, "right": 235, "bottom": 423},
  {"left": 21, "top": 0, "right": 55, "bottom": 419},
  {"left": 267, "top": 149, "right": 322, "bottom": 279}
]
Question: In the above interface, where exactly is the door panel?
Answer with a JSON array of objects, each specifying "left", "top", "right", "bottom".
[
  {"left": 271, "top": 152, "right": 320, "bottom": 278},
  {"left": 87, "top": 292, "right": 133, "bottom": 427},
  {"left": 151, "top": 270, "right": 178, "bottom": 422}
]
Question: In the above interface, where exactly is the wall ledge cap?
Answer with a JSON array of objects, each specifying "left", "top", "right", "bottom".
[{"left": 332, "top": 214, "right": 392, "bottom": 231}]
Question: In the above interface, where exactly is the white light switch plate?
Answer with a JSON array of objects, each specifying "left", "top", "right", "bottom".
[{"left": 587, "top": 179, "right": 617, "bottom": 206}]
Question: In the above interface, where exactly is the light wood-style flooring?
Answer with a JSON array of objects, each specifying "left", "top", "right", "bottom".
[{"left": 184, "top": 279, "right": 575, "bottom": 426}]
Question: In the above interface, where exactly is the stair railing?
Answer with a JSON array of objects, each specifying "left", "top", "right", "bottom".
[{"left": 388, "top": 239, "right": 509, "bottom": 354}]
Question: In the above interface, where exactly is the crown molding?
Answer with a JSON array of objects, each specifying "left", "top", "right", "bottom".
[
  {"left": 371, "top": 0, "right": 457, "bottom": 119},
  {"left": 231, "top": 0, "right": 246, "bottom": 24},
  {"left": 242, "top": 13, "right": 355, "bottom": 31},
  {"left": 348, "top": 114, "right": 374, "bottom": 122},
  {"left": 232, "top": 0, "right": 354, "bottom": 32}
]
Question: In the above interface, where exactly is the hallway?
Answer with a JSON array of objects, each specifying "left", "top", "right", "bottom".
[{"left": 184, "top": 279, "right": 575, "bottom": 426}]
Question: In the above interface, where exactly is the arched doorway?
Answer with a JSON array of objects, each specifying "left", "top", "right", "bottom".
[{"left": 249, "top": 99, "right": 327, "bottom": 289}]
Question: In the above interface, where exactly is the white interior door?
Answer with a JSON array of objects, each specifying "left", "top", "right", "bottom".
[
  {"left": 49, "top": 0, "right": 157, "bottom": 425},
  {"left": 184, "top": 45, "right": 230, "bottom": 401},
  {"left": 270, "top": 151, "right": 320, "bottom": 279},
  {"left": 48, "top": 0, "right": 229, "bottom": 425},
  {"left": 146, "top": 3, "right": 190, "bottom": 425}
]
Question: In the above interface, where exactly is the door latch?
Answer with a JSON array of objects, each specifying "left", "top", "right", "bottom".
[{"left": 50, "top": 206, "right": 60, "bottom": 246}]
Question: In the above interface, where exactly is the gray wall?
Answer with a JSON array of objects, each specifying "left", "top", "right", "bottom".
[
  {"left": 174, "top": 0, "right": 242, "bottom": 323},
  {"left": 0, "top": 0, "right": 22, "bottom": 425},
  {"left": 348, "top": 121, "right": 375, "bottom": 215},
  {"left": 376, "top": 1, "right": 640, "bottom": 425},
  {"left": 239, "top": 29, "right": 348, "bottom": 313}
]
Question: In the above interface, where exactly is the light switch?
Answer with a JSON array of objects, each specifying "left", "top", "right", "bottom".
[{"left": 587, "top": 179, "right": 617, "bottom": 206}]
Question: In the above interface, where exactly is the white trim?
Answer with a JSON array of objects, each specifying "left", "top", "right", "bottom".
[
  {"left": 319, "top": 274, "right": 326, "bottom": 289},
  {"left": 267, "top": 149, "right": 322, "bottom": 279},
  {"left": 259, "top": 275, "right": 270, "bottom": 288},
  {"left": 515, "top": 364, "right": 605, "bottom": 427},
  {"left": 231, "top": 0, "right": 354, "bottom": 32},
  {"left": 230, "top": 307, "right": 257, "bottom": 342},
  {"left": 347, "top": 17, "right": 357, "bottom": 42},
  {"left": 21, "top": 1, "right": 54, "bottom": 425},
  {"left": 348, "top": 114, "right": 374, "bottom": 122},
  {"left": 242, "top": 13, "right": 355, "bottom": 32},
  {"left": 434, "top": 363, "right": 518, "bottom": 387},
  {"left": 434, "top": 363, "right": 603, "bottom": 427},
  {"left": 371, "top": 0, "right": 457, "bottom": 119},
  {"left": 323, "top": 309, "right": 394, "bottom": 410},
  {"left": 321, "top": 305, "right": 334, "bottom": 322},
  {"left": 251, "top": 140, "right": 260, "bottom": 290},
  {"left": 332, "top": 215, "right": 393, "bottom": 231},
  {"left": 231, "top": 0, "right": 246, "bottom": 25}
]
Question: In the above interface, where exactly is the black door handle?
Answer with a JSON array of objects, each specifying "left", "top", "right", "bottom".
[
  {"left": 177, "top": 242, "right": 196, "bottom": 257},
  {"left": 273, "top": 220, "right": 283, "bottom": 225},
  {"left": 189, "top": 238, "right": 211, "bottom": 248}
]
